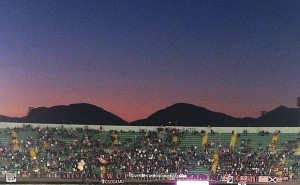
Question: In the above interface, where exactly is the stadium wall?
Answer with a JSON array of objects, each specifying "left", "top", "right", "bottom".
[{"left": 0, "top": 122, "right": 299, "bottom": 133}]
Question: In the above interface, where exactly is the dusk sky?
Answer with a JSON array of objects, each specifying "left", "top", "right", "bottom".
[{"left": 0, "top": 0, "right": 299, "bottom": 122}]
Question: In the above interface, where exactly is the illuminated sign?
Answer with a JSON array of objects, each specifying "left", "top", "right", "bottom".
[{"left": 177, "top": 180, "right": 209, "bottom": 185}]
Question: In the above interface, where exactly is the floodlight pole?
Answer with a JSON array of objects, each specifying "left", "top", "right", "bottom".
[{"left": 297, "top": 97, "right": 300, "bottom": 126}]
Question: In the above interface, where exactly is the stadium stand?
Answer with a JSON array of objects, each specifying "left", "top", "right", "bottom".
[{"left": 0, "top": 123, "right": 299, "bottom": 184}]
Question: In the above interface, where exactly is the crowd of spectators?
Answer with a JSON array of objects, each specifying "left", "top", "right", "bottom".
[{"left": 0, "top": 125, "right": 299, "bottom": 181}]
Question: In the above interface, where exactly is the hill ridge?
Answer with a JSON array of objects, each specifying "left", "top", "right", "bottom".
[{"left": 0, "top": 103, "right": 298, "bottom": 126}]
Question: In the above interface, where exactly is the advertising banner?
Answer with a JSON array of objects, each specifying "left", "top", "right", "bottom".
[{"left": 258, "top": 176, "right": 269, "bottom": 183}]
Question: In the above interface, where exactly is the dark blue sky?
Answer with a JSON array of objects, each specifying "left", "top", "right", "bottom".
[{"left": 0, "top": 0, "right": 299, "bottom": 121}]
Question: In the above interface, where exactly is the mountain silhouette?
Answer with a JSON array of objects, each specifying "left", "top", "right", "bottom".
[
  {"left": 0, "top": 115, "right": 18, "bottom": 122},
  {"left": 131, "top": 103, "right": 256, "bottom": 126},
  {"left": 0, "top": 103, "right": 298, "bottom": 126},
  {"left": 256, "top": 106, "right": 299, "bottom": 126},
  {"left": 0, "top": 103, "right": 127, "bottom": 125}
]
